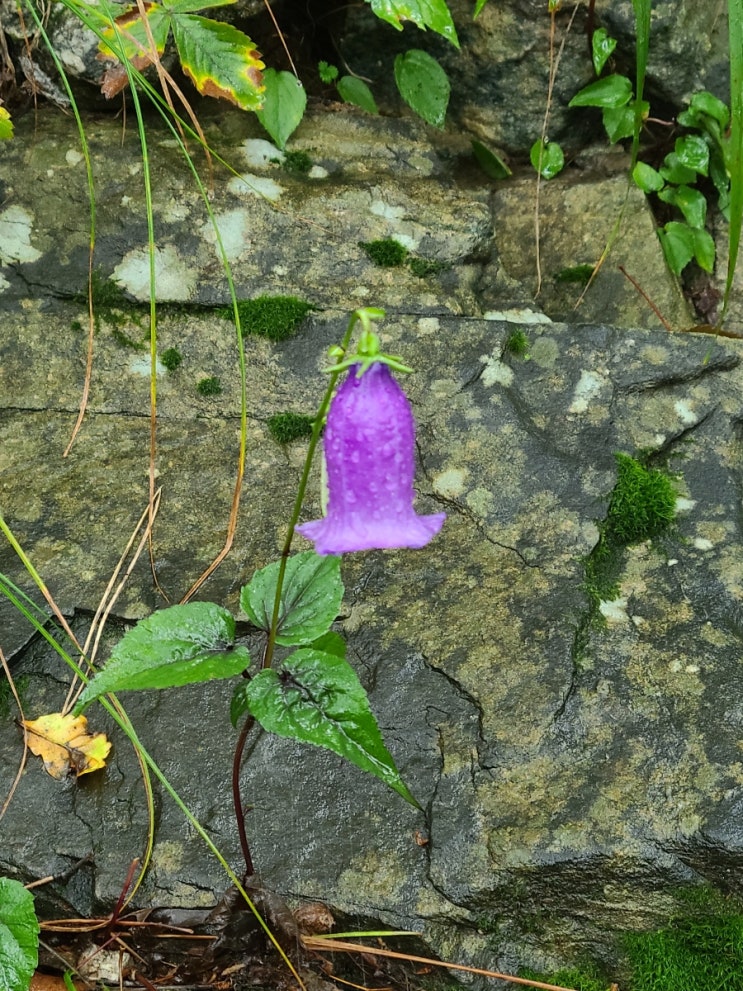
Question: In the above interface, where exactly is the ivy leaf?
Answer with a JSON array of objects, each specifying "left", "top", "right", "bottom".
[
  {"left": 632, "top": 161, "right": 665, "bottom": 193},
  {"left": 692, "top": 227, "right": 716, "bottom": 272},
  {"left": 0, "top": 878, "right": 39, "bottom": 991},
  {"left": 658, "top": 184, "right": 707, "bottom": 228},
  {"left": 569, "top": 73, "right": 633, "bottom": 109},
  {"left": 471, "top": 139, "right": 511, "bottom": 179},
  {"left": 337, "top": 76, "right": 379, "bottom": 114},
  {"left": 394, "top": 49, "right": 450, "bottom": 129},
  {"left": 674, "top": 133, "right": 709, "bottom": 176},
  {"left": 530, "top": 138, "right": 564, "bottom": 179},
  {"left": 602, "top": 100, "right": 648, "bottom": 143},
  {"left": 368, "top": 0, "right": 458, "bottom": 46},
  {"left": 256, "top": 68, "right": 307, "bottom": 149},
  {"left": 591, "top": 27, "right": 617, "bottom": 75},
  {"left": 678, "top": 90, "right": 729, "bottom": 131},
  {"left": 660, "top": 152, "right": 698, "bottom": 185},
  {"left": 243, "top": 649, "right": 420, "bottom": 806},
  {"left": 240, "top": 551, "right": 343, "bottom": 645},
  {"left": 171, "top": 14, "right": 264, "bottom": 111},
  {"left": 74, "top": 603, "right": 250, "bottom": 710},
  {"left": 658, "top": 221, "right": 696, "bottom": 276}
]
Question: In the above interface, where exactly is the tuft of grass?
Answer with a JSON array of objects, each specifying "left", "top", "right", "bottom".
[
  {"left": 228, "top": 296, "right": 314, "bottom": 341},
  {"left": 267, "top": 412, "right": 314, "bottom": 444},
  {"left": 160, "top": 347, "right": 183, "bottom": 372},
  {"left": 359, "top": 238, "right": 408, "bottom": 267},
  {"left": 505, "top": 329, "right": 530, "bottom": 357},
  {"left": 520, "top": 967, "right": 610, "bottom": 991},
  {"left": 281, "top": 149, "right": 313, "bottom": 174},
  {"left": 197, "top": 376, "right": 222, "bottom": 396},
  {"left": 625, "top": 910, "right": 743, "bottom": 991}
]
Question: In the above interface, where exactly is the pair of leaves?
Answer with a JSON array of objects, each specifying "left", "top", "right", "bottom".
[
  {"left": 0, "top": 878, "right": 39, "bottom": 991},
  {"left": 99, "top": 0, "right": 265, "bottom": 111},
  {"left": 658, "top": 222, "right": 715, "bottom": 276}
]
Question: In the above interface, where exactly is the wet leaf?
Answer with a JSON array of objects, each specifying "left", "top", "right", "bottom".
[
  {"left": 632, "top": 161, "right": 664, "bottom": 193},
  {"left": 471, "top": 139, "right": 511, "bottom": 179},
  {"left": 658, "top": 184, "right": 707, "bottom": 228},
  {"left": 674, "top": 133, "right": 710, "bottom": 176},
  {"left": 256, "top": 69, "right": 307, "bottom": 149},
  {"left": 658, "top": 221, "right": 695, "bottom": 276},
  {"left": 22, "top": 713, "right": 111, "bottom": 779},
  {"left": 591, "top": 27, "right": 616, "bottom": 75},
  {"left": 172, "top": 15, "right": 265, "bottom": 111},
  {"left": 0, "top": 878, "right": 39, "bottom": 991},
  {"left": 530, "top": 139, "right": 564, "bottom": 179},
  {"left": 569, "top": 73, "right": 632, "bottom": 109},
  {"left": 368, "top": 0, "right": 458, "bottom": 46},
  {"left": 99, "top": 3, "right": 170, "bottom": 63},
  {"left": 240, "top": 551, "right": 343, "bottom": 645},
  {"left": 337, "top": 76, "right": 378, "bottom": 114},
  {"left": 74, "top": 602, "right": 250, "bottom": 710},
  {"left": 244, "top": 649, "right": 420, "bottom": 805},
  {"left": 394, "top": 49, "right": 450, "bottom": 129}
]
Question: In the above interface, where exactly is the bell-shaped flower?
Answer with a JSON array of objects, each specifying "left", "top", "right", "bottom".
[{"left": 296, "top": 362, "right": 446, "bottom": 555}]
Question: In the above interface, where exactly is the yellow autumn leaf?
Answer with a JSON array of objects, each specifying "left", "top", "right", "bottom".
[{"left": 22, "top": 713, "right": 112, "bottom": 779}]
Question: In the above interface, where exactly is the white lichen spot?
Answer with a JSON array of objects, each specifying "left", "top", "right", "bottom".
[
  {"left": 273, "top": 264, "right": 288, "bottom": 276},
  {"left": 199, "top": 208, "right": 250, "bottom": 263},
  {"left": 483, "top": 308, "right": 552, "bottom": 324},
  {"left": 568, "top": 370, "right": 607, "bottom": 413},
  {"left": 631, "top": 614, "right": 646, "bottom": 627},
  {"left": 466, "top": 486, "right": 494, "bottom": 516},
  {"left": 432, "top": 468, "right": 468, "bottom": 499},
  {"left": 112, "top": 244, "right": 196, "bottom": 302},
  {"left": 417, "top": 317, "right": 440, "bottom": 335},
  {"left": 667, "top": 558, "right": 679, "bottom": 567},
  {"left": 673, "top": 399, "right": 698, "bottom": 425},
  {"left": 675, "top": 497, "right": 696, "bottom": 513},
  {"left": 241, "top": 138, "right": 283, "bottom": 169},
  {"left": 599, "top": 597, "right": 629, "bottom": 624},
  {"left": 530, "top": 336, "right": 559, "bottom": 368},
  {"left": 369, "top": 200, "right": 405, "bottom": 221},
  {"left": 693, "top": 537, "right": 714, "bottom": 550},
  {"left": 65, "top": 149, "right": 83, "bottom": 166},
  {"left": 393, "top": 233, "right": 418, "bottom": 250},
  {"left": 130, "top": 357, "right": 166, "bottom": 376},
  {"left": 685, "top": 663, "right": 700, "bottom": 674},
  {"left": 228, "top": 173, "right": 283, "bottom": 202},
  {"left": 309, "top": 165, "right": 329, "bottom": 179},
  {"left": 0, "top": 205, "right": 42, "bottom": 264},
  {"left": 121, "top": 195, "right": 132, "bottom": 208},
  {"left": 481, "top": 354, "right": 514, "bottom": 387}
]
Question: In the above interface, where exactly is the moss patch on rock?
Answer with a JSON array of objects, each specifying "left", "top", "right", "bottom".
[
  {"left": 230, "top": 296, "right": 314, "bottom": 341},
  {"left": 267, "top": 411, "right": 314, "bottom": 444}
]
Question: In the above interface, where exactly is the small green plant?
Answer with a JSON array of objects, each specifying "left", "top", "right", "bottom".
[
  {"left": 360, "top": 238, "right": 409, "bottom": 267},
  {"left": 555, "top": 264, "right": 595, "bottom": 285},
  {"left": 229, "top": 295, "right": 314, "bottom": 341},
  {"left": 197, "top": 376, "right": 222, "bottom": 396},
  {"left": 0, "top": 877, "right": 39, "bottom": 991},
  {"left": 317, "top": 62, "right": 379, "bottom": 115},
  {"left": 408, "top": 256, "right": 447, "bottom": 278},
  {"left": 504, "top": 329, "right": 530, "bottom": 358},
  {"left": 281, "top": 149, "right": 313, "bottom": 174},
  {"left": 267, "top": 412, "right": 314, "bottom": 444},
  {"left": 160, "top": 347, "right": 183, "bottom": 371}
]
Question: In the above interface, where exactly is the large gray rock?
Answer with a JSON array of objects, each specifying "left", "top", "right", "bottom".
[{"left": 1, "top": 107, "right": 741, "bottom": 985}]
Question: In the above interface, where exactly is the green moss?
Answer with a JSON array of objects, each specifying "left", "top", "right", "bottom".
[
  {"left": 228, "top": 296, "right": 314, "bottom": 341},
  {"left": 605, "top": 453, "right": 676, "bottom": 546},
  {"left": 267, "top": 412, "right": 314, "bottom": 444},
  {"left": 555, "top": 263, "right": 595, "bottom": 284},
  {"left": 160, "top": 347, "right": 183, "bottom": 372},
  {"left": 197, "top": 376, "right": 222, "bottom": 396},
  {"left": 505, "top": 329, "right": 530, "bottom": 357},
  {"left": 0, "top": 674, "right": 29, "bottom": 719},
  {"left": 90, "top": 269, "right": 131, "bottom": 309},
  {"left": 408, "top": 256, "right": 446, "bottom": 277},
  {"left": 520, "top": 966, "right": 610, "bottom": 991},
  {"left": 70, "top": 319, "right": 83, "bottom": 333},
  {"left": 281, "top": 149, "right": 312, "bottom": 174},
  {"left": 359, "top": 238, "right": 408, "bottom": 267},
  {"left": 111, "top": 328, "right": 146, "bottom": 350},
  {"left": 625, "top": 910, "right": 743, "bottom": 990}
]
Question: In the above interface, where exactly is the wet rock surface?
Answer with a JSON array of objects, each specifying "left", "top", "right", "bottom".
[{"left": 2, "top": 106, "right": 743, "bottom": 982}]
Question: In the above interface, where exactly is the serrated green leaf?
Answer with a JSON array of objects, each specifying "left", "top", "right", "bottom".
[
  {"left": 244, "top": 649, "right": 420, "bottom": 805},
  {"left": 530, "top": 139, "right": 564, "bottom": 179},
  {"left": 0, "top": 107, "right": 12, "bottom": 141},
  {"left": 674, "top": 133, "right": 709, "bottom": 175},
  {"left": 660, "top": 152, "right": 697, "bottom": 185},
  {"left": 658, "top": 184, "right": 707, "bottom": 228},
  {"left": 256, "top": 68, "right": 307, "bottom": 149},
  {"left": 171, "top": 14, "right": 264, "bottom": 111},
  {"left": 0, "top": 878, "right": 39, "bottom": 991},
  {"left": 74, "top": 603, "right": 250, "bottom": 710},
  {"left": 240, "top": 551, "right": 343, "bottom": 645},
  {"left": 658, "top": 221, "right": 696, "bottom": 276},
  {"left": 592, "top": 27, "right": 617, "bottom": 75},
  {"left": 394, "top": 49, "right": 450, "bottom": 128},
  {"left": 692, "top": 227, "right": 716, "bottom": 272},
  {"left": 471, "top": 139, "right": 511, "bottom": 179},
  {"left": 337, "top": 76, "right": 379, "bottom": 114},
  {"left": 368, "top": 0, "right": 458, "bottom": 46},
  {"left": 569, "top": 73, "right": 633, "bottom": 109},
  {"left": 632, "top": 161, "right": 664, "bottom": 193},
  {"left": 99, "top": 3, "right": 171, "bottom": 62},
  {"left": 162, "top": 0, "right": 236, "bottom": 11},
  {"left": 318, "top": 60, "right": 339, "bottom": 83}
]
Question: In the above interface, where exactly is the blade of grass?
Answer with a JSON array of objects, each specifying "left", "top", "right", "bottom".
[{"left": 723, "top": 0, "right": 743, "bottom": 322}]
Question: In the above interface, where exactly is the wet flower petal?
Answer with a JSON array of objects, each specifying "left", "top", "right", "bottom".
[{"left": 297, "top": 362, "right": 445, "bottom": 555}]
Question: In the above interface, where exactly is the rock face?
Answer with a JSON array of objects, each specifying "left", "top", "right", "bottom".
[{"left": 1, "top": 106, "right": 742, "bottom": 985}]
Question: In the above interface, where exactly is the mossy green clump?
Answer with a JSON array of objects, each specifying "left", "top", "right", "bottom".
[
  {"left": 505, "top": 328, "right": 530, "bottom": 357},
  {"left": 281, "top": 149, "right": 312, "bottom": 174},
  {"left": 111, "top": 328, "right": 146, "bottom": 350},
  {"left": 625, "top": 910, "right": 743, "bottom": 991},
  {"left": 230, "top": 296, "right": 314, "bottom": 341},
  {"left": 555, "top": 263, "right": 595, "bottom": 285},
  {"left": 520, "top": 966, "right": 610, "bottom": 991},
  {"left": 197, "top": 376, "right": 222, "bottom": 396},
  {"left": 408, "top": 256, "right": 446, "bottom": 277},
  {"left": 160, "top": 347, "right": 183, "bottom": 372},
  {"left": 359, "top": 238, "right": 408, "bottom": 267},
  {"left": 267, "top": 412, "right": 314, "bottom": 444}
]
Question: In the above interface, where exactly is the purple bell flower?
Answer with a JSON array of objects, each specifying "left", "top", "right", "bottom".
[{"left": 296, "top": 362, "right": 445, "bottom": 555}]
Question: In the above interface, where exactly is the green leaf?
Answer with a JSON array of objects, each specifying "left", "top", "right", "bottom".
[
  {"left": 658, "top": 221, "right": 696, "bottom": 276},
  {"left": 256, "top": 68, "right": 307, "bottom": 149},
  {"left": 0, "top": 107, "right": 12, "bottom": 141},
  {"left": 244, "top": 649, "right": 420, "bottom": 805},
  {"left": 308, "top": 631, "right": 347, "bottom": 658},
  {"left": 632, "top": 161, "right": 664, "bottom": 193},
  {"left": 692, "top": 227, "right": 716, "bottom": 272},
  {"left": 368, "top": 0, "right": 458, "bottom": 46},
  {"left": 99, "top": 3, "right": 171, "bottom": 62},
  {"left": 660, "top": 152, "right": 697, "bottom": 185},
  {"left": 394, "top": 49, "right": 450, "bottom": 128},
  {"left": 592, "top": 27, "right": 617, "bottom": 75},
  {"left": 678, "top": 90, "right": 730, "bottom": 131},
  {"left": 74, "top": 603, "right": 250, "bottom": 710},
  {"left": 318, "top": 60, "right": 339, "bottom": 83},
  {"left": 473, "top": 0, "right": 489, "bottom": 16},
  {"left": 171, "top": 15, "right": 264, "bottom": 111},
  {"left": 568, "top": 74, "right": 633, "bottom": 109},
  {"left": 471, "top": 139, "right": 511, "bottom": 179},
  {"left": 0, "top": 878, "right": 39, "bottom": 991},
  {"left": 240, "top": 551, "right": 343, "bottom": 645},
  {"left": 674, "top": 133, "right": 709, "bottom": 175},
  {"left": 658, "top": 184, "right": 707, "bottom": 228},
  {"left": 162, "top": 0, "right": 236, "bottom": 11},
  {"left": 337, "top": 76, "right": 379, "bottom": 114},
  {"left": 530, "top": 139, "right": 564, "bottom": 179}
]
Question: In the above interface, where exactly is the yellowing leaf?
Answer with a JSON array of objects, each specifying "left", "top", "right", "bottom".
[
  {"left": 0, "top": 106, "right": 13, "bottom": 141},
  {"left": 22, "top": 713, "right": 112, "bottom": 779},
  {"left": 172, "top": 15, "right": 265, "bottom": 111}
]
